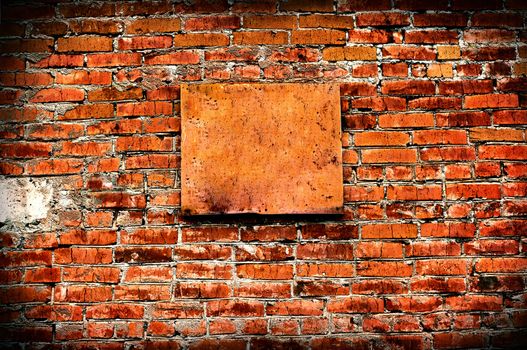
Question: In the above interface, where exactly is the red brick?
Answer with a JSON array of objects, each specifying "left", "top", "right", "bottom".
[
  {"left": 62, "top": 267, "right": 120, "bottom": 283},
  {"left": 0, "top": 142, "right": 52, "bottom": 158},
  {"left": 439, "top": 80, "right": 493, "bottom": 95},
  {"left": 382, "top": 62, "right": 408, "bottom": 77},
  {"left": 116, "top": 135, "right": 173, "bottom": 152},
  {"left": 356, "top": 242, "right": 404, "bottom": 258},
  {"left": 408, "top": 241, "right": 461, "bottom": 257},
  {"left": 87, "top": 53, "right": 142, "bottom": 67},
  {"left": 115, "top": 285, "right": 171, "bottom": 301},
  {"left": 175, "top": 245, "right": 230, "bottom": 261},
  {"left": 406, "top": 30, "right": 458, "bottom": 43},
  {"left": 386, "top": 296, "right": 443, "bottom": 312},
  {"left": 414, "top": 130, "right": 467, "bottom": 145},
  {"left": 434, "top": 332, "right": 487, "bottom": 349},
  {"left": 328, "top": 297, "right": 384, "bottom": 313},
  {"left": 61, "top": 104, "right": 114, "bottom": 120},
  {"left": 349, "top": 29, "right": 394, "bottom": 43},
  {"left": 0, "top": 39, "right": 53, "bottom": 53},
  {"left": 362, "top": 149, "right": 417, "bottom": 163},
  {"left": 464, "top": 47, "right": 517, "bottom": 62},
  {"left": 0, "top": 56, "right": 25, "bottom": 71},
  {"left": 25, "top": 159, "right": 84, "bottom": 175},
  {"left": 296, "top": 280, "right": 349, "bottom": 297},
  {"left": 382, "top": 46, "right": 436, "bottom": 60},
  {"left": 205, "top": 47, "right": 258, "bottom": 61},
  {"left": 421, "top": 146, "right": 475, "bottom": 162},
  {"left": 413, "top": 13, "right": 468, "bottom": 27},
  {"left": 299, "top": 14, "right": 354, "bottom": 29},
  {"left": 0, "top": 285, "right": 51, "bottom": 304},
  {"left": 153, "top": 302, "right": 203, "bottom": 319},
  {"left": 344, "top": 185, "right": 383, "bottom": 202},
  {"left": 177, "top": 263, "right": 231, "bottom": 279},
  {"left": 27, "top": 123, "right": 84, "bottom": 140},
  {"left": 176, "top": 282, "right": 230, "bottom": 298},
  {"left": 352, "top": 63, "right": 378, "bottom": 77},
  {"left": 117, "top": 101, "right": 172, "bottom": 116},
  {"left": 297, "top": 263, "right": 354, "bottom": 277},
  {"left": 58, "top": 141, "right": 112, "bottom": 156},
  {"left": 465, "top": 239, "right": 519, "bottom": 255},
  {"left": 464, "top": 94, "right": 519, "bottom": 108},
  {"left": 91, "top": 192, "right": 146, "bottom": 209},
  {"left": 69, "top": 19, "right": 120, "bottom": 34},
  {"left": 465, "top": 29, "right": 515, "bottom": 43},
  {"left": 55, "top": 247, "right": 112, "bottom": 264},
  {"left": 416, "top": 259, "right": 469, "bottom": 275},
  {"left": 436, "top": 111, "right": 491, "bottom": 127},
  {"left": 381, "top": 80, "right": 435, "bottom": 95},
  {"left": 174, "top": 33, "right": 229, "bottom": 47},
  {"left": 57, "top": 36, "right": 113, "bottom": 52},
  {"left": 267, "top": 300, "right": 324, "bottom": 316},
  {"left": 338, "top": 0, "right": 390, "bottom": 11},
  {"left": 125, "top": 154, "right": 179, "bottom": 169},
  {"left": 0, "top": 72, "right": 53, "bottom": 86},
  {"left": 87, "top": 119, "right": 142, "bottom": 135},
  {"left": 87, "top": 304, "right": 144, "bottom": 319},
  {"left": 378, "top": 113, "right": 434, "bottom": 128},
  {"left": 422, "top": 222, "right": 476, "bottom": 238},
  {"left": 115, "top": 247, "right": 172, "bottom": 263},
  {"left": 244, "top": 15, "right": 296, "bottom": 29},
  {"left": 145, "top": 51, "right": 200, "bottom": 66},
  {"left": 185, "top": 15, "right": 240, "bottom": 30},
  {"left": 340, "top": 82, "right": 377, "bottom": 96},
  {"left": 237, "top": 264, "right": 293, "bottom": 280},
  {"left": 207, "top": 300, "right": 264, "bottom": 317},
  {"left": 357, "top": 12, "right": 410, "bottom": 27},
  {"left": 362, "top": 223, "right": 418, "bottom": 239},
  {"left": 121, "top": 228, "right": 177, "bottom": 245},
  {"left": 470, "top": 128, "right": 524, "bottom": 142},
  {"left": 88, "top": 87, "right": 142, "bottom": 101},
  {"left": 291, "top": 30, "right": 346, "bottom": 45},
  {"left": 118, "top": 36, "right": 172, "bottom": 50},
  {"left": 301, "top": 224, "right": 357, "bottom": 240},
  {"left": 387, "top": 185, "right": 442, "bottom": 200},
  {"left": 357, "top": 261, "right": 412, "bottom": 277},
  {"left": 56, "top": 71, "right": 112, "bottom": 85},
  {"left": 446, "top": 295, "right": 502, "bottom": 311},
  {"left": 472, "top": 12, "right": 524, "bottom": 27},
  {"left": 344, "top": 114, "right": 377, "bottom": 129},
  {"left": 182, "top": 226, "right": 237, "bottom": 242},
  {"left": 494, "top": 110, "right": 527, "bottom": 125},
  {"left": 59, "top": 229, "right": 117, "bottom": 245},
  {"left": 353, "top": 97, "right": 406, "bottom": 111},
  {"left": 297, "top": 243, "right": 353, "bottom": 260},
  {"left": 397, "top": 0, "right": 449, "bottom": 10},
  {"left": 126, "top": 18, "right": 181, "bottom": 34},
  {"left": 24, "top": 267, "right": 60, "bottom": 283},
  {"left": 479, "top": 145, "right": 527, "bottom": 160},
  {"left": 30, "top": 88, "right": 84, "bottom": 103},
  {"left": 475, "top": 257, "right": 527, "bottom": 273}
]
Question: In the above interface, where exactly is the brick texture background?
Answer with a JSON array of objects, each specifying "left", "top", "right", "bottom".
[{"left": 0, "top": 0, "right": 526, "bottom": 348}]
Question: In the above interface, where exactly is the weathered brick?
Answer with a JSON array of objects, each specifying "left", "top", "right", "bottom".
[
  {"left": 174, "top": 33, "right": 229, "bottom": 47},
  {"left": 57, "top": 36, "right": 113, "bottom": 52},
  {"left": 126, "top": 18, "right": 181, "bottom": 33}
]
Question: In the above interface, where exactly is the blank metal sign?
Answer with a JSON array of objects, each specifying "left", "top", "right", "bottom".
[{"left": 181, "top": 83, "right": 343, "bottom": 215}]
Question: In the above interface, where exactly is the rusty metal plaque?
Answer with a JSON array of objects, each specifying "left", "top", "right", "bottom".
[{"left": 181, "top": 83, "right": 342, "bottom": 215}]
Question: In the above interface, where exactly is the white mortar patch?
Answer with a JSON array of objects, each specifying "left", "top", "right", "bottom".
[{"left": 0, "top": 177, "right": 53, "bottom": 224}]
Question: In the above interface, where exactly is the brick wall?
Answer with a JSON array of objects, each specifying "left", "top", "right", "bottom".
[{"left": 0, "top": 0, "right": 526, "bottom": 348}]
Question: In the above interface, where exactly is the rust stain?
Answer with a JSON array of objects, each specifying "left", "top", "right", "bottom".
[{"left": 181, "top": 83, "right": 343, "bottom": 215}]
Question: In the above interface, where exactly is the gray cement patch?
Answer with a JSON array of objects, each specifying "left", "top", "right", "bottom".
[{"left": 0, "top": 177, "right": 54, "bottom": 224}]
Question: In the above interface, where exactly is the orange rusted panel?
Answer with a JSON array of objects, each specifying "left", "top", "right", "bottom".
[{"left": 181, "top": 83, "right": 342, "bottom": 215}]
